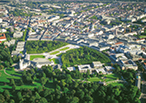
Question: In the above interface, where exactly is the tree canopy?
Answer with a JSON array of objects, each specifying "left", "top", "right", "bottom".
[
  {"left": 26, "top": 40, "right": 68, "bottom": 54},
  {"left": 61, "top": 46, "right": 111, "bottom": 67}
]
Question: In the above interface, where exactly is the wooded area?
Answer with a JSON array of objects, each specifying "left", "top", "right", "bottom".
[
  {"left": 26, "top": 41, "right": 68, "bottom": 54},
  {"left": 0, "top": 64, "right": 141, "bottom": 103},
  {"left": 61, "top": 46, "right": 111, "bottom": 67}
]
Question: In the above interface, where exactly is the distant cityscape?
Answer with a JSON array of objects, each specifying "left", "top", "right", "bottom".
[{"left": 0, "top": 1, "right": 146, "bottom": 103}]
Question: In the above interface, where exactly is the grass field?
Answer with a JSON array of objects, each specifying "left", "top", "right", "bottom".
[
  {"left": 60, "top": 47, "right": 70, "bottom": 51},
  {"left": 0, "top": 70, "right": 21, "bottom": 83},
  {"left": 139, "top": 35, "right": 146, "bottom": 38},
  {"left": 87, "top": 74, "right": 121, "bottom": 82},
  {"left": 108, "top": 82, "right": 124, "bottom": 87},
  {"left": 30, "top": 55, "right": 45, "bottom": 60},
  {"left": 48, "top": 58, "right": 60, "bottom": 64},
  {"left": 6, "top": 68, "right": 22, "bottom": 76},
  {"left": 50, "top": 51, "right": 60, "bottom": 55},
  {"left": 56, "top": 53, "right": 63, "bottom": 57},
  {"left": 87, "top": 77, "right": 103, "bottom": 82}
]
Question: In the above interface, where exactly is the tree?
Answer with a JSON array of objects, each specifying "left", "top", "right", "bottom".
[
  {"left": 35, "top": 92, "right": 41, "bottom": 100},
  {"left": 3, "top": 90, "right": 10, "bottom": 101},
  {"left": 110, "top": 99, "right": 119, "bottom": 103},
  {"left": 17, "top": 92, "right": 22, "bottom": 101},
  {"left": 86, "top": 69, "right": 90, "bottom": 77},
  {"left": 41, "top": 77, "right": 47, "bottom": 86},
  {"left": 37, "top": 86, "right": 43, "bottom": 93},
  {"left": 65, "top": 74, "right": 72, "bottom": 84},
  {"left": 12, "top": 85, "right": 16, "bottom": 92},
  {"left": 29, "top": 96, "right": 36, "bottom": 103},
  {"left": 70, "top": 97, "right": 79, "bottom": 103},
  {"left": 20, "top": 79, "right": 24, "bottom": 86},
  {"left": 60, "top": 80, "right": 66, "bottom": 87},
  {"left": 77, "top": 90, "right": 84, "bottom": 99},
  {"left": 84, "top": 94, "right": 93, "bottom": 102},
  {"left": 9, "top": 99, "right": 15, "bottom": 103},
  {"left": 10, "top": 79, "right": 15, "bottom": 86},
  {"left": 0, "top": 94, "right": 5, "bottom": 102},
  {"left": 43, "top": 89, "right": 51, "bottom": 97},
  {"left": 63, "top": 87, "right": 69, "bottom": 94},
  {"left": 71, "top": 90, "right": 76, "bottom": 96},
  {"left": 73, "top": 80, "right": 79, "bottom": 88},
  {"left": 0, "top": 65, "right": 4, "bottom": 70},
  {"left": 39, "top": 97, "right": 48, "bottom": 103}
]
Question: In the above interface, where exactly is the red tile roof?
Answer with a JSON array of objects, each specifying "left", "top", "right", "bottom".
[{"left": 115, "top": 42, "right": 123, "bottom": 45}]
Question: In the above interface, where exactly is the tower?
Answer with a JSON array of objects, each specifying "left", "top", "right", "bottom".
[
  {"left": 19, "top": 59, "right": 23, "bottom": 70},
  {"left": 135, "top": 72, "right": 141, "bottom": 90}
]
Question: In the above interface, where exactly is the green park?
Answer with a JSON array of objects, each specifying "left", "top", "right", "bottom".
[
  {"left": 50, "top": 51, "right": 60, "bottom": 55},
  {"left": 30, "top": 55, "right": 45, "bottom": 60}
]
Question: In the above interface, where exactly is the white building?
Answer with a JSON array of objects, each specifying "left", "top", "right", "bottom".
[
  {"left": 67, "top": 67, "right": 76, "bottom": 71},
  {"left": 0, "top": 18, "right": 2, "bottom": 23},
  {"left": 78, "top": 64, "right": 92, "bottom": 73},
  {"left": 13, "top": 31, "right": 23, "bottom": 38}
]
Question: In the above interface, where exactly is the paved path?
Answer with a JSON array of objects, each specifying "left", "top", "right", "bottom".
[{"left": 4, "top": 68, "right": 12, "bottom": 76}]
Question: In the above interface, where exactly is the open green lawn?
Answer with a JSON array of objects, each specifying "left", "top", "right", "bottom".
[
  {"left": 105, "top": 74, "right": 121, "bottom": 80},
  {"left": 6, "top": 68, "right": 22, "bottom": 76},
  {"left": 57, "top": 53, "right": 63, "bottom": 57},
  {"left": 0, "top": 70, "right": 21, "bottom": 83},
  {"left": 87, "top": 77, "right": 103, "bottom": 82},
  {"left": 48, "top": 58, "right": 60, "bottom": 64},
  {"left": 87, "top": 74, "right": 121, "bottom": 82},
  {"left": 108, "top": 82, "right": 124, "bottom": 87},
  {"left": 30, "top": 55, "right": 45, "bottom": 60},
  {"left": 139, "top": 35, "right": 146, "bottom": 38},
  {"left": 50, "top": 51, "right": 60, "bottom": 55},
  {"left": 60, "top": 47, "right": 70, "bottom": 51}
]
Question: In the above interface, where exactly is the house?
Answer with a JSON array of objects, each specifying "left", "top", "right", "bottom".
[
  {"left": 105, "top": 66, "right": 115, "bottom": 72},
  {"left": 119, "top": 59, "right": 138, "bottom": 70},
  {"left": 4, "top": 39, "right": 15, "bottom": 47},
  {"left": 124, "top": 32, "right": 137, "bottom": 36},
  {"left": 16, "top": 42, "right": 25, "bottom": 52},
  {"left": 0, "top": 33, "right": 6, "bottom": 41},
  {"left": 99, "top": 46, "right": 110, "bottom": 51},
  {"left": 13, "top": 31, "right": 23, "bottom": 38},
  {"left": 67, "top": 67, "right": 76, "bottom": 71},
  {"left": 31, "top": 58, "right": 54, "bottom": 68},
  {"left": 0, "top": 18, "right": 2, "bottom": 23},
  {"left": 110, "top": 53, "right": 125, "bottom": 62},
  {"left": 19, "top": 59, "right": 31, "bottom": 70},
  {"left": 96, "top": 68, "right": 107, "bottom": 74},
  {"left": 115, "top": 42, "right": 124, "bottom": 46},
  {"left": 11, "top": 51, "right": 20, "bottom": 56},
  {"left": 136, "top": 38, "right": 145, "bottom": 43},
  {"left": 55, "top": 36, "right": 70, "bottom": 42},
  {"left": 19, "top": 58, "right": 54, "bottom": 69},
  {"left": 92, "top": 61, "right": 103, "bottom": 68},
  {"left": 78, "top": 64, "right": 92, "bottom": 74},
  {"left": 0, "top": 29, "right": 7, "bottom": 33}
]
